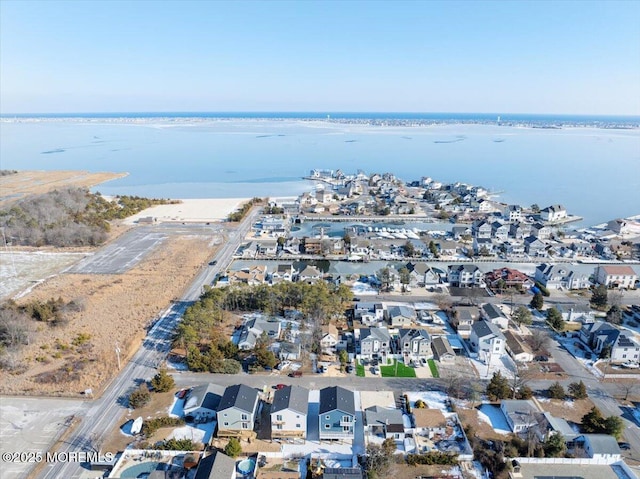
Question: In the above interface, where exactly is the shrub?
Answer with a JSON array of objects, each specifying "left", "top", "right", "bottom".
[
  {"left": 150, "top": 368, "right": 175, "bottom": 393},
  {"left": 141, "top": 416, "right": 185, "bottom": 437},
  {"left": 548, "top": 382, "right": 565, "bottom": 399},
  {"left": 224, "top": 437, "right": 242, "bottom": 458}
]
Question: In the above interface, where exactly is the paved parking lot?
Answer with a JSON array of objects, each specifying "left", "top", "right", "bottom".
[{"left": 66, "top": 228, "right": 166, "bottom": 274}]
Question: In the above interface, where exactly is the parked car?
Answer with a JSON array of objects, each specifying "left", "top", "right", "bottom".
[
  {"left": 288, "top": 371, "right": 302, "bottom": 378},
  {"left": 618, "top": 442, "right": 631, "bottom": 450},
  {"left": 535, "top": 355, "right": 549, "bottom": 362},
  {"left": 275, "top": 383, "right": 287, "bottom": 390},
  {"left": 177, "top": 388, "right": 190, "bottom": 399},
  {"left": 346, "top": 365, "right": 354, "bottom": 373}
]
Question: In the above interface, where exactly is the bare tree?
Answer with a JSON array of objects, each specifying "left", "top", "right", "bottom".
[
  {"left": 530, "top": 329, "right": 550, "bottom": 352},
  {"left": 617, "top": 381, "right": 639, "bottom": 402},
  {"left": 511, "top": 362, "right": 534, "bottom": 399}
]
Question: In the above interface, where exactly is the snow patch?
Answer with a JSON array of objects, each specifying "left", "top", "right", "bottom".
[{"left": 477, "top": 404, "right": 511, "bottom": 434}]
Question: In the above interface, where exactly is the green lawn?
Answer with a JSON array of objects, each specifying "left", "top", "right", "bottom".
[
  {"left": 356, "top": 362, "right": 365, "bottom": 377},
  {"left": 427, "top": 359, "right": 440, "bottom": 378},
  {"left": 380, "top": 360, "right": 416, "bottom": 378}
]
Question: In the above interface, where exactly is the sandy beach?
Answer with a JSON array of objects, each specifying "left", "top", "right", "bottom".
[{"left": 122, "top": 197, "right": 251, "bottom": 224}]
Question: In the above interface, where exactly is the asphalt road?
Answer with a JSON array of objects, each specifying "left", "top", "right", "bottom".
[{"left": 37, "top": 210, "right": 259, "bottom": 479}]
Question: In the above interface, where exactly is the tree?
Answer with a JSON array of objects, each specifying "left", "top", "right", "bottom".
[
  {"left": 604, "top": 416, "right": 624, "bottom": 440},
  {"left": 376, "top": 267, "right": 392, "bottom": 292},
  {"left": 531, "top": 204, "right": 540, "bottom": 213},
  {"left": 511, "top": 362, "right": 533, "bottom": 399},
  {"left": 398, "top": 267, "right": 411, "bottom": 291},
  {"left": 530, "top": 329, "right": 550, "bottom": 352},
  {"left": 338, "top": 349, "right": 348, "bottom": 371},
  {"left": 530, "top": 292, "right": 544, "bottom": 310},
  {"left": 512, "top": 306, "right": 532, "bottom": 326},
  {"left": 617, "top": 381, "right": 639, "bottom": 401},
  {"left": 150, "top": 368, "right": 175, "bottom": 393},
  {"left": 129, "top": 383, "right": 151, "bottom": 409},
  {"left": 599, "top": 344, "right": 611, "bottom": 360},
  {"left": 544, "top": 433, "right": 566, "bottom": 458},
  {"left": 546, "top": 307, "right": 564, "bottom": 331},
  {"left": 224, "top": 437, "right": 242, "bottom": 458},
  {"left": 428, "top": 240, "right": 439, "bottom": 258},
  {"left": 568, "top": 381, "right": 588, "bottom": 399},
  {"left": 581, "top": 407, "right": 606, "bottom": 433},
  {"left": 414, "top": 399, "right": 427, "bottom": 409},
  {"left": 605, "top": 305, "right": 622, "bottom": 325},
  {"left": 548, "top": 382, "right": 565, "bottom": 399},
  {"left": 403, "top": 241, "right": 415, "bottom": 257},
  {"left": 365, "top": 440, "right": 395, "bottom": 479},
  {"left": 590, "top": 285, "right": 608, "bottom": 310},
  {"left": 486, "top": 371, "right": 511, "bottom": 401}
]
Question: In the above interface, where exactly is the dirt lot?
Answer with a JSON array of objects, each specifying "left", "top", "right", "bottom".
[
  {"left": 0, "top": 170, "right": 127, "bottom": 206},
  {"left": 534, "top": 397, "right": 594, "bottom": 424},
  {"left": 0, "top": 234, "right": 217, "bottom": 396},
  {"left": 457, "top": 407, "right": 510, "bottom": 441}
]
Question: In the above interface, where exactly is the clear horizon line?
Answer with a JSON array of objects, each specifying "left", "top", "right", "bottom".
[{"left": 1, "top": 111, "right": 640, "bottom": 119}]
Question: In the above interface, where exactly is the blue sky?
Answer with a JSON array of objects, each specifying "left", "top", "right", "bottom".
[{"left": 1, "top": 0, "right": 639, "bottom": 114}]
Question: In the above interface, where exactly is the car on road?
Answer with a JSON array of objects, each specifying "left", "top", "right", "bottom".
[
  {"left": 208, "top": 260, "right": 217, "bottom": 265},
  {"left": 275, "top": 384, "right": 287, "bottom": 390},
  {"left": 618, "top": 442, "right": 631, "bottom": 450},
  {"left": 288, "top": 371, "right": 302, "bottom": 378}
]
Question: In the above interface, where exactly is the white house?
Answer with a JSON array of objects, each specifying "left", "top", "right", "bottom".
[
  {"left": 412, "top": 408, "right": 447, "bottom": 439},
  {"left": 595, "top": 265, "right": 637, "bottom": 289},
  {"left": 504, "top": 330, "right": 534, "bottom": 363},
  {"left": 387, "top": 305, "right": 416, "bottom": 327},
  {"left": 320, "top": 324, "right": 340, "bottom": 352},
  {"left": 364, "top": 406, "right": 405, "bottom": 441},
  {"left": 500, "top": 400, "right": 540, "bottom": 433},
  {"left": 470, "top": 320, "right": 506, "bottom": 358},
  {"left": 535, "top": 264, "right": 592, "bottom": 290},
  {"left": 359, "top": 327, "right": 392, "bottom": 358},
  {"left": 573, "top": 434, "right": 621, "bottom": 463},
  {"left": 541, "top": 204, "right": 567, "bottom": 222},
  {"left": 271, "top": 385, "right": 309, "bottom": 440},
  {"left": 480, "top": 303, "right": 509, "bottom": 330},
  {"left": 447, "top": 264, "right": 485, "bottom": 288},
  {"left": 183, "top": 383, "right": 225, "bottom": 423},
  {"left": 398, "top": 329, "right": 432, "bottom": 362}
]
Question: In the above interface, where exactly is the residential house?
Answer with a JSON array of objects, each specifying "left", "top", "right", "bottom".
[
  {"left": 524, "top": 236, "right": 546, "bottom": 256},
  {"left": 451, "top": 226, "right": 471, "bottom": 240},
  {"left": 480, "top": 303, "right": 509, "bottom": 330},
  {"left": 353, "top": 302, "right": 385, "bottom": 326},
  {"left": 531, "top": 222, "right": 552, "bottom": 240},
  {"left": 194, "top": 451, "right": 236, "bottom": 479},
  {"left": 398, "top": 329, "right": 432, "bottom": 362},
  {"left": 406, "top": 262, "right": 443, "bottom": 287},
  {"left": 537, "top": 412, "right": 578, "bottom": 442},
  {"left": 237, "top": 317, "right": 282, "bottom": 350},
  {"left": 435, "top": 239, "right": 460, "bottom": 257},
  {"left": 503, "top": 330, "right": 534, "bottom": 363},
  {"left": 256, "top": 239, "right": 278, "bottom": 256},
  {"left": 472, "top": 220, "right": 492, "bottom": 239},
  {"left": 447, "top": 264, "right": 485, "bottom": 288},
  {"left": 578, "top": 321, "right": 640, "bottom": 363},
  {"left": 451, "top": 306, "right": 480, "bottom": 338},
  {"left": 485, "top": 267, "right": 534, "bottom": 291},
  {"left": 491, "top": 221, "right": 509, "bottom": 241},
  {"left": 316, "top": 188, "right": 334, "bottom": 203},
  {"left": 535, "top": 264, "right": 592, "bottom": 290},
  {"left": 359, "top": 327, "right": 392, "bottom": 358},
  {"left": 275, "top": 341, "right": 301, "bottom": 361},
  {"left": 227, "top": 265, "right": 267, "bottom": 286},
  {"left": 500, "top": 400, "right": 541, "bottom": 433},
  {"left": 217, "top": 384, "right": 260, "bottom": 437},
  {"left": 570, "top": 239, "right": 593, "bottom": 256},
  {"left": 595, "top": 265, "right": 637, "bottom": 289},
  {"left": 412, "top": 408, "right": 447, "bottom": 439},
  {"left": 509, "top": 222, "right": 531, "bottom": 240},
  {"left": 364, "top": 406, "right": 405, "bottom": 441},
  {"left": 319, "top": 386, "right": 356, "bottom": 441},
  {"left": 320, "top": 324, "right": 340, "bottom": 353},
  {"left": 387, "top": 305, "right": 416, "bottom": 327},
  {"left": 473, "top": 237, "right": 497, "bottom": 256},
  {"left": 504, "top": 204, "right": 523, "bottom": 223},
  {"left": 271, "top": 264, "right": 295, "bottom": 283},
  {"left": 297, "top": 265, "right": 322, "bottom": 284},
  {"left": 573, "top": 434, "right": 621, "bottom": 463},
  {"left": 183, "top": 383, "right": 225, "bottom": 423},
  {"left": 431, "top": 336, "right": 456, "bottom": 362},
  {"left": 470, "top": 320, "right": 506, "bottom": 358},
  {"left": 271, "top": 385, "right": 309, "bottom": 440},
  {"left": 607, "top": 218, "right": 633, "bottom": 235},
  {"left": 541, "top": 204, "right": 567, "bottom": 222}
]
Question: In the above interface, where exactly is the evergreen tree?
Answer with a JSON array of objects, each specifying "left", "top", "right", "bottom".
[
  {"left": 568, "top": 381, "right": 588, "bottom": 399},
  {"left": 581, "top": 407, "right": 606, "bottom": 433},
  {"left": 548, "top": 382, "right": 565, "bottom": 399},
  {"left": 512, "top": 306, "right": 532, "bottom": 325},
  {"left": 544, "top": 433, "right": 566, "bottom": 457},
  {"left": 150, "top": 368, "right": 175, "bottom": 393},
  {"left": 224, "top": 437, "right": 242, "bottom": 458},
  {"left": 486, "top": 371, "right": 511, "bottom": 401},
  {"left": 546, "top": 307, "right": 564, "bottom": 330},
  {"left": 530, "top": 292, "right": 544, "bottom": 310},
  {"left": 590, "top": 285, "right": 608, "bottom": 310},
  {"left": 604, "top": 416, "right": 624, "bottom": 440}
]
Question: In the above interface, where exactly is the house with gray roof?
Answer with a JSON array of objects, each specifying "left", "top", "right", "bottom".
[
  {"left": 451, "top": 305, "right": 480, "bottom": 338},
  {"left": 217, "top": 384, "right": 260, "bottom": 437},
  {"left": 480, "top": 303, "right": 509, "bottom": 330},
  {"left": 359, "top": 327, "right": 392, "bottom": 358},
  {"left": 431, "top": 336, "right": 455, "bottom": 362},
  {"left": 322, "top": 467, "right": 363, "bottom": 479},
  {"left": 537, "top": 412, "right": 578, "bottom": 442},
  {"left": 194, "top": 451, "right": 236, "bottom": 479},
  {"left": 183, "top": 383, "right": 225, "bottom": 423},
  {"left": 319, "top": 386, "right": 356, "bottom": 441},
  {"left": 399, "top": 328, "right": 432, "bottom": 361},
  {"left": 237, "top": 317, "right": 282, "bottom": 350},
  {"left": 535, "top": 263, "right": 591, "bottom": 290},
  {"left": 573, "top": 434, "right": 621, "bottom": 463},
  {"left": 470, "top": 320, "right": 506, "bottom": 358},
  {"left": 387, "top": 305, "right": 416, "bottom": 327},
  {"left": 524, "top": 235, "right": 546, "bottom": 256},
  {"left": 500, "top": 399, "right": 540, "bottom": 433},
  {"left": 364, "top": 405, "right": 405, "bottom": 441},
  {"left": 447, "top": 264, "right": 485, "bottom": 288},
  {"left": 271, "top": 385, "right": 309, "bottom": 440}
]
